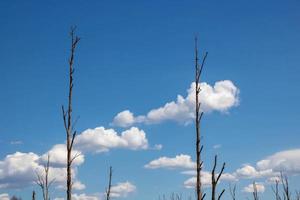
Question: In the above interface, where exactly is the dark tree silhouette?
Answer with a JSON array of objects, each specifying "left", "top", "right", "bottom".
[
  {"left": 62, "top": 26, "right": 80, "bottom": 200},
  {"left": 105, "top": 166, "right": 113, "bottom": 200},
  {"left": 36, "top": 154, "right": 54, "bottom": 200},
  {"left": 32, "top": 191, "right": 36, "bottom": 200},
  {"left": 194, "top": 37, "right": 208, "bottom": 200},
  {"left": 229, "top": 184, "right": 236, "bottom": 200},
  {"left": 211, "top": 155, "right": 225, "bottom": 200}
]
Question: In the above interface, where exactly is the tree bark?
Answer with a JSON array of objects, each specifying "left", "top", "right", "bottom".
[
  {"left": 194, "top": 37, "right": 207, "bottom": 200},
  {"left": 62, "top": 26, "right": 80, "bottom": 200}
]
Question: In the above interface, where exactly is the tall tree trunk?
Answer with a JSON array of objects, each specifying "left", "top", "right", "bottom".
[
  {"left": 106, "top": 166, "right": 113, "bottom": 200},
  {"left": 62, "top": 26, "right": 80, "bottom": 200},
  {"left": 32, "top": 191, "right": 35, "bottom": 200},
  {"left": 194, "top": 37, "right": 208, "bottom": 200}
]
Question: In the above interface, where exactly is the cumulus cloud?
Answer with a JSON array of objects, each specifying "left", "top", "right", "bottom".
[
  {"left": 72, "top": 193, "right": 99, "bottom": 200},
  {"left": 231, "top": 149, "right": 300, "bottom": 180},
  {"left": 110, "top": 181, "right": 136, "bottom": 198},
  {"left": 54, "top": 194, "right": 99, "bottom": 200},
  {"left": 0, "top": 193, "right": 9, "bottom": 200},
  {"left": 243, "top": 183, "right": 265, "bottom": 193},
  {"left": 0, "top": 152, "right": 40, "bottom": 188},
  {"left": 145, "top": 154, "right": 195, "bottom": 169},
  {"left": 75, "top": 127, "right": 149, "bottom": 153},
  {"left": 54, "top": 182, "right": 136, "bottom": 200},
  {"left": 112, "top": 80, "right": 239, "bottom": 127},
  {"left": 256, "top": 149, "right": 300, "bottom": 174},
  {"left": 0, "top": 125, "right": 154, "bottom": 190},
  {"left": 234, "top": 164, "right": 276, "bottom": 179},
  {"left": 40, "top": 144, "right": 84, "bottom": 167},
  {"left": 183, "top": 171, "right": 237, "bottom": 189},
  {"left": 146, "top": 149, "right": 300, "bottom": 190},
  {"left": 0, "top": 151, "right": 84, "bottom": 190}
]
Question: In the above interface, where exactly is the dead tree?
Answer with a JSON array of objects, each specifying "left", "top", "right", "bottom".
[
  {"left": 252, "top": 182, "right": 259, "bottom": 200},
  {"left": 281, "top": 173, "right": 291, "bottom": 200},
  {"left": 32, "top": 191, "right": 35, "bottom": 200},
  {"left": 211, "top": 155, "right": 225, "bottom": 200},
  {"left": 194, "top": 37, "right": 208, "bottom": 200},
  {"left": 105, "top": 166, "right": 113, "bottom": 200},
  {"left": 271, "top": 179, "right": 281, "bottom": 200},
  {"left": 36, "top": 154, "right": 54, "bottom": 200},
  {"left": 62, "top": 26, "right": 80, "bottom": 200},
  {"left": 229, "top": 184, "right": 236, "bottom": 200}
]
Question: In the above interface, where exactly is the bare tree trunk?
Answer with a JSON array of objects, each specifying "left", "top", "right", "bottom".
[
  {"left": 211, "top": 155, "right": 225, "bottom": 200},
  {"left": 229, "top": 184, "right": 236, "bottom": 200},
  {"left": 36, "top": 154, "right": 54, "bottom": 200},
  {"left": 194, "top": 37, "right": 208, "bottom": 200},
  {"left": 272, "top": 179, "right": 281, "bottom": 200},
  {"left": 106, "top": 166, "right": 113, "bottom": 200},
  {"left": 32, "top": 191, "right": 35, "bottom": 200},
  {"left": 281, "top": 173, "right": 291, "bottom": 200},
  {"left": 62, "top": 26, "right": 80, "bottom": 200},
  {"left": 252, "top": 182, "right": 259, "bottom": 200}
]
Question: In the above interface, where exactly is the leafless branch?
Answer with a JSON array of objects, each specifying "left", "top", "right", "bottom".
[
  {"left": 195, "top": 36, "right": 208, "bottom": 200},
  {"left": 63, "top": 26, "right": 80, "bottom": 200},
  {"left": 32, "top": 191, "right": 35, "bottom": 200},
  {"left": 229, "top": 184, "right": 236, "bottom": 200},
  {"left": 211, "top": 155, "right": 226, "bottom": 200},
  {"left": 272, "top": 179, "right": 282, "bottom": 200},
  {"left": 252, "top": 182, "right": 259, "bottom": 200},
  {"left": 281, "top": 173, "right": 291, "bottom": 200},
  {"left": 106, "top": 166, "right": 113, "bottom": 200},
  {"left": 35, "top": 154, "right": 53, "bottom": 200}
]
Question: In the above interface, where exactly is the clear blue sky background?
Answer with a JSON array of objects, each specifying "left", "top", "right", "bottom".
[{"left": 0, "top": 0, "right": 300, "bottom": 199}]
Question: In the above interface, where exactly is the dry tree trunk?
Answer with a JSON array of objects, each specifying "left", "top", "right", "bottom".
[
  {"left": 272, "top": 179, "right": 281, "bottom": 200},
  {"left": 211, "top": 155, "right": 225, "bottom": 200},
  {"left": 229, "top": 184, "right": 236, "bottom": 200},
  {"left": 36, "top": 154, "right": 54, "bottom": 200},
  {"left": 62, "top": 26, "right": 80, "bottom": 200},
  {"left": 32, "top": 191, "right": 35, "bottom": 200},
  {"left": 281, "top": 173, "right": 291, "bottom": 200},
  {"left": 194, "top": 37, "right": 208, "bottom": 200},
  {"left": 252, "top": 182, "right": 259, "bottom": 200},
  {"left": 106, "top": 166, "right": 113, "bottom": 200}
]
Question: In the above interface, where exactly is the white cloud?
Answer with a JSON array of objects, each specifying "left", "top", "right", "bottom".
[
  {"left": 232, "top": 149, "right": 300, "bottom": 180},
  {"left": 0, "top": 193, "right": 9, "bottom": 200},
  {"left": 153, "top": 144, "right": 163, "bottom": 150},
  {"left": 111, "top": 110, "right": 144, "bottom": 128},
  {"left": 234, "top": 164, "right": 276, "bottom": 179},
  {"left": 183, "top": 171, "right": 212, "bottom": 188},
  {"left": 10, "top": 140, "right": 23, "bottom": 145},
  {"left": 72, "top": 193, "right": 100, "bottom": 200},
  {"left": 213, "top": 144, "right": 222, "bottom": 149},
  {"left": 0, "top": 152, "right": 40, "bottom": 188},
  {"left": 75, "top": 127, "right": 149, "bottom": 153},
  {"left": 256, "top": 149, "right": 300, "bottom": 174},
  {"left": 183, "top": 171, "right": 237, "bottom": 189},
  {"left": 145, "top": 154, "right": 195, "bottom": 169},
  {"left": 54, "top": 182, "right": 136, "bottom": 200},
  {"left": 40, "top": 144, "right": 84, "bottom": 167},
  {"left": 0, "top": 150, "right": 85, "bottom": 190},
  {"left": 243, "top": 183, "right": 265, "bottom": 193},
  {"left": 54, "top": 194, "right": 99, "bottom": 200},
  {"left": 110, "top": 181, "right": 136, "bottom": 198},
  {"left": 112, "top": 80, "right": 239, "bottom": 127}
]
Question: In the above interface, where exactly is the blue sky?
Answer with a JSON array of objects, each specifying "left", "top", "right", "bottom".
[{"left": 0, "top": 0, "right": 300, "bottom": 200}]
